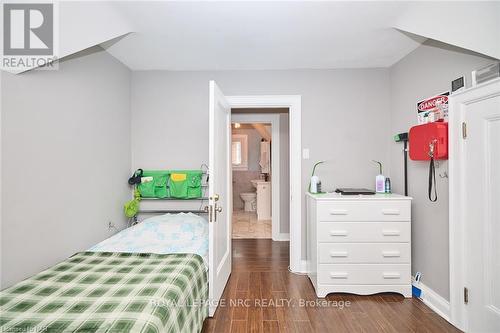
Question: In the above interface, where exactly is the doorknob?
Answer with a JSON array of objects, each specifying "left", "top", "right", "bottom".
[{"left": 211, "top": 194, "right": 220, "bottom": 202}]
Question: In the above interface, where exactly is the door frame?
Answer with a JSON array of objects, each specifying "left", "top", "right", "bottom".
[
  {"left": 231, "top": 113, "right": 285, "bottom": 241},
  {"left": 226, "top": 95, "right": 303, "bottom": 272},
  {"left": 449, "top": 78, "right": 500, "bottom": 330}
]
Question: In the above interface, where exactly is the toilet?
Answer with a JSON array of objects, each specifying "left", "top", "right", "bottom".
[{"left": 240, "top": 192, "right": 257, "bottom": 212}]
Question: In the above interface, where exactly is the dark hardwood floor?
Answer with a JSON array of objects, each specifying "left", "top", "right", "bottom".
[{"left": 202, "top": 239, "right": 460, "bottom": 333}]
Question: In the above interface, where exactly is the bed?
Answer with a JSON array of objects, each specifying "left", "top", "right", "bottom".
[{"left": 0, "top": 213, "right": 209, "bottom": 333}]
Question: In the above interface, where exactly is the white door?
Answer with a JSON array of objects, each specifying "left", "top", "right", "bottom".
[
  {"left": 208, "top": 80, "right": 232, "bottom": 317},
  {"left": 464, "top": 85, "right": 500, "bottom": 332}
]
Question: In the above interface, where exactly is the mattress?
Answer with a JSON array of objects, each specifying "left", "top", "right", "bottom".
[
  {"left": 0, "top": 252, "right": 208, "bottom": 333},
  {"left": 89, "top": 213, "right": 209, "bottom": 268}
]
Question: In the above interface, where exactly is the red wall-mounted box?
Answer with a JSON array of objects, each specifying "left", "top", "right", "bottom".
[{"left": 409, "top": 122, "right": 448, "bottom": 161}]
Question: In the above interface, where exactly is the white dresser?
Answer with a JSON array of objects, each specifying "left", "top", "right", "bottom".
[{"left": 306, "top": 192, "right": 412, "bottom": 298}]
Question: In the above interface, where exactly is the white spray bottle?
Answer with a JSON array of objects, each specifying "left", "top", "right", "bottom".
[{"left": 373, "top": 160, "right": 386, "bottom": 193}]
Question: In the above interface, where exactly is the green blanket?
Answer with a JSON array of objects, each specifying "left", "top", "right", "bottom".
[{"left": 0, "top": 252, "right": 208, "bottom": 333}]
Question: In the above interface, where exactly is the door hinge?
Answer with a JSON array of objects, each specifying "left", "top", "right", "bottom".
[
  {"left": 464, "top": 287, "right": 469, "bottom": 304},
  {"left": 462, "top": 122, "right": 467, "bottom": 139},
  {"left": 208, "top": 205, "right": 214, "bottom": 223}
]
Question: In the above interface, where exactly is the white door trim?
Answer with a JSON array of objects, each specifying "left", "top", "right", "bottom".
[
  {"left": 449, "top": 78, "right": 500, "bottom": 331},
  {"left": 226, "top": 95, "right": 302, "bottom": 272},
  {"left": 231, "top": 113, "right": 282, "bottom": 242}
]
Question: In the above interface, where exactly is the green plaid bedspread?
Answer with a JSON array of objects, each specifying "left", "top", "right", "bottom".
[{"left": 0, "top": 252, "right": 208, "bottom": 333}]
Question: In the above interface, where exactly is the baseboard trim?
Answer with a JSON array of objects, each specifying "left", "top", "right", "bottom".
[
  {"left": 273, "top": 233, "right": 290, "bottom": 241},
  {"left": 418, "top": 281, "right": 451, "bottom": 323}
]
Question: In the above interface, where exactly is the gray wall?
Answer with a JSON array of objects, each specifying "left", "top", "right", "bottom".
[
  {"left": 389, "top": 40, "right": 493, "bottom": 300},
  {"left": 1, "top": 40, "right": 488, "bottom": 299},
  {"left": 0, "top": 70, "right": 3, "bottom": 285},
  {"left": 131, "top": 69, "right": 392, "bottom": 256},
  {"left": 1, "top": 47, "right": 131, "bottom": 288}
]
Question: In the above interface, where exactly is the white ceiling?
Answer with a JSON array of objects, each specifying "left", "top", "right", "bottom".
[{"left": 102, "top": 1, "right": 427, "bottom": 71}]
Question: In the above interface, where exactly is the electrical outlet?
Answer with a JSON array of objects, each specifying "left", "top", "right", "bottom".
[{"left": 302, "top": 148, "right": 310, "bottom": 160}]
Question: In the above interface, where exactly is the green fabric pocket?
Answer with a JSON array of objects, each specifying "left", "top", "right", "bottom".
[
  {"left": 169, "top": 172, "right": 188, "bottom": 199},
  {"left": 168, "top": 170, "right": 203, "bottom": 199},
  {"left": 137, "top": 171, "right": 169, "bottom": 198},
  {"left": 137, "top": 180, "right": 155, "bottom": 197},
  {"left": 153, "top": 176, "right": 168, "bottom": 198},
  {"left": 187, "top": 171, "right": 202, "bottom": 199}
]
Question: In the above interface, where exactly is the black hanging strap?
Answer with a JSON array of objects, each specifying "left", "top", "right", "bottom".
[
  {"left": 428, "top": 156, "right": 437, "bottom": 202},
  {"left": 428, "top": 141, "right": 437, "bottom": 202}
]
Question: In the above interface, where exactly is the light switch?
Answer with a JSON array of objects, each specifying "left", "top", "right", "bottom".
[{"left": 302, "top": 148, "right": 310, "bottom": 160}]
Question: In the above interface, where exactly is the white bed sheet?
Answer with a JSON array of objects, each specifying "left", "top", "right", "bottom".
[{"left": 89, "top": 213, "right": 209, "bottom": 268}]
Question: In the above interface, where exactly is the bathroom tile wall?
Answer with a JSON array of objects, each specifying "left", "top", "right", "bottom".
[{"left": 232, "top": 127, "right": 263, "bottom": 210}]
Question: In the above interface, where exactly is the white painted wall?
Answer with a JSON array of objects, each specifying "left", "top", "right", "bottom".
[
  {"left": 131, "top": 69, "right": 392, "bottom": 258},
  {"left": 1, "top": 2, "right": 134, "bottom": 73},
  {"left": 389, "top": 40, "right": 494, "bottom": 300},
  {"left": 59, "top": 2, "right": 133, "bottom": 61},
  {"left": 0, "top": 47, "right": 131, "bottom": 288},
  {"left": 395, "top": 1, "right": 500, "bottom": 60}
]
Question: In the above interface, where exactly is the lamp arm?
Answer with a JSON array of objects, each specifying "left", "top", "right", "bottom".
[
  {"left": 309, "top": 160, "right": 326, "bottom": 193},
  {"left": 311, "top": 160, "right": 326, "bottom": 177}
]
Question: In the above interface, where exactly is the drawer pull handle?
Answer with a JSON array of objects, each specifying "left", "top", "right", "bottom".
[
  {"left": 330, "top": 272, "right": 348, "bottom": 279},
  {"left": 382, "top": 209, "right": 401, "bottom": 215},
  {"left": 383, "top": 272, "right": 401, "bottom": 279},
  {"left": 330, "top": 251, "right": 348, "bottom": 257},
  {"left": 382, "top": 251, "right": 401, "bottom": 257},
  {"left": 382, "top": 230, "right": 400, "bottom": 236},
  {"left": 329, "top": 209, "right": 349, "bottom": 215},
  {"left": 330, "top": 230, "right": 348, "bottom": 236}
]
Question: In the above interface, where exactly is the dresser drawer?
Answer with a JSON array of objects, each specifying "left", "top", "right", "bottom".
[
  {"left": 317, "top": 264, "right": 411, "bottom": 285},
  {"left": 318, "top": 243, "right": 410, "bottom": 264},
  {"left": 317, "top": 222, "right": 411, "bottom": 242},
  {"left": 317, "top": 201, "right": 411, "bottom": 222}
]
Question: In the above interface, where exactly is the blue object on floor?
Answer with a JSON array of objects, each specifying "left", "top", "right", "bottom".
[
  {"left": 412, "top": 271, "right": 422, "bottom": 298},
  {"left": 412, "top": 285, "right": 422, "bottom": 298}
]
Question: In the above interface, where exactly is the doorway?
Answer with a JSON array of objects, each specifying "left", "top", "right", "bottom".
[
  {"left": 207, "top": 84, "right": 302, "bottom": 317},
  {"left": 230, "top": 111, "right": 289, "bottom": 241},
  {"left": 225, "top": 94, "right": 302, "bottom": 272}
]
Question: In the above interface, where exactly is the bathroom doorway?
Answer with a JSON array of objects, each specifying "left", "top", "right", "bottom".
[{"left": 230, "top": 110, "right": 290, "bottom": 241}]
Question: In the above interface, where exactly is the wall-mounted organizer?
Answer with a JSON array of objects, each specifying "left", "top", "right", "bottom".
[
  {"left": 137, "top": 170, "right": 206, "bottom": 199},
  {"left": 126, "top": 167, "right": 210, "bottom": 223}
]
